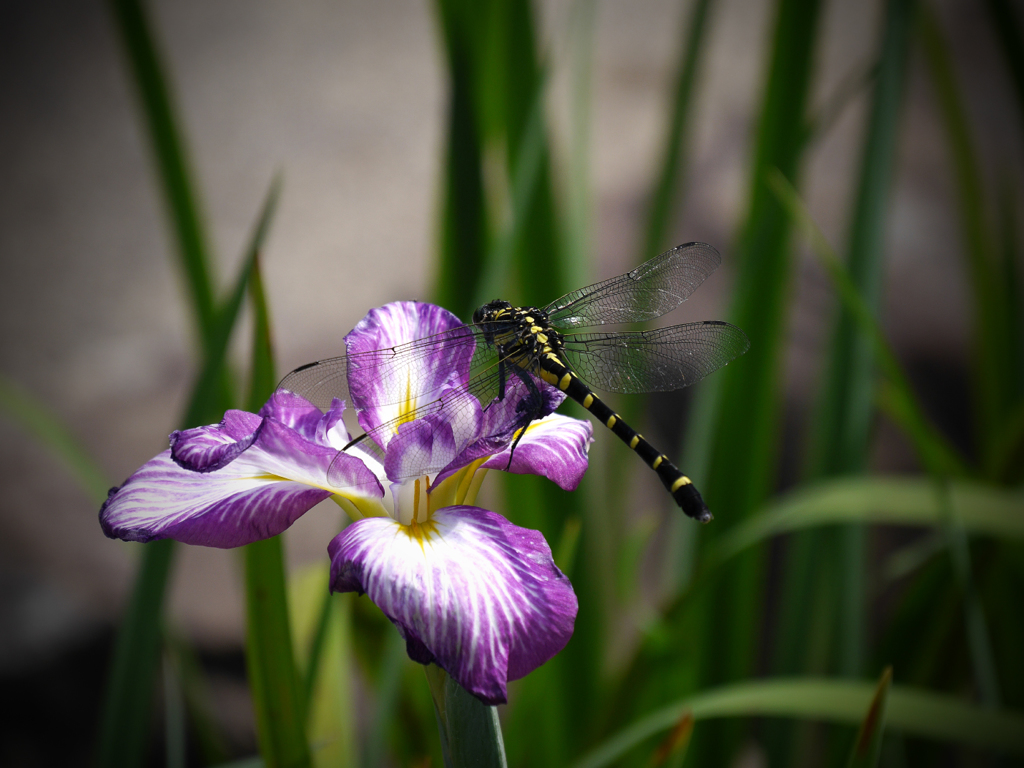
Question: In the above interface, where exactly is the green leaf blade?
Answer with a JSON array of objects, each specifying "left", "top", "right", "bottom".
[
  {"left": 239, "top": 191, "right": 311, "bottom": 768},
  {"left": 712, "top": 476, "right": 1024, "bottom": 563},
  {"left": 918, "top": 2, "right": 1017, "bottom": 460},
  {"left": 97, "top": 538, "right": 176, "bottom": 768},
  {"left": 108, "top": 0, "right": 217, "bottom": 342},
  {"left": 574, "top": 678, "right": 1024, "bottom": 768},
  {"left": 100, "top": 0, "right": 234, "bottom": 761},
  {"left": 0, "top": 376, "right": 111, "bottom": 504},
  {"left": 773, "top": 1, "right": 914, "bottom": 716},
  {"left": 433, "top": 0, "right": 489, "bottom": 321},
  {"left": 671, "top": 0, "right": 826, "bottom": 760},
  {"left": 243, "top": 537, "right": 312, "bottom": 768}
]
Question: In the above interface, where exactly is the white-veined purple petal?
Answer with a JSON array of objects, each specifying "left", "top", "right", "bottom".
[
  {"left": 314, "top": 397, "right": 351, "bottom": 449},
  {"left": 344, "top": 302, "right": 475, "bottom": 441},
  {"left": 170, "top": 394, "right": 354, "bottom": 475},
  {"left": 260, "top": 389, "right": 347, "bottom": 445},
  {"left": 328, "top": 506, "right": 577, "bottom": 704},
  {"left": 482, "top": 414, "right": 594, "bottom": 491},
  {"left": 101, "top": 403, "right": 383, "bottom": 547},
  {"left": 382, "top": 417, "right": 458, "bottom": 485},
  {"left": 170, "top": 410, "right": 263, "bottom": 473},
  {"left": 99, "top": 449, "right": 334, "bottom": 547},
  {"left": 433, "top": 374, "right": 565, "bottom": 484}
]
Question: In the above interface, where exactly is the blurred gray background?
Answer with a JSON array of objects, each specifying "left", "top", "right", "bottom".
[{"left": 0, "top": 0, "right": 1012, "bottom": 691}]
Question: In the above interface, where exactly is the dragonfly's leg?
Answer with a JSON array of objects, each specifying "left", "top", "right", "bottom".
[
  {"left": 505, "top": 368, "right": 545, "bottom": 470},
  {"left": 506, "top": 426, "right": 528, "bottom": 470}
]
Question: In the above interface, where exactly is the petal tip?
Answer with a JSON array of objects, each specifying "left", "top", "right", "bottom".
[{"left": 98, "top": 489, "right": 161, "bottom": 544}]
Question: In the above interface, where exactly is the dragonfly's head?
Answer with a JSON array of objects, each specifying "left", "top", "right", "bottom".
[{"left": 472, "top": 300, "right": 513, "bottom": 326}]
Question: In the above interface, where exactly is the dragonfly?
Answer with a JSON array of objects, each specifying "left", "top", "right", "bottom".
[{"left": 279, "top": 242, "right": 749, "bottom": 522}]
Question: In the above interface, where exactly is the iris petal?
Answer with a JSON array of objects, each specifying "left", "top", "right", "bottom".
[
  {"left": 170, "top": 412, "right": 263, "bottom": 473},
  {"left": 433, "top": 374, "right": 566, "bottom": 484},
  {"left": 381, "top": 417, "right": 458, "bottom": 485},
  {"left": 482, "top": 414, "right": 594, "bottom": 491},
  {"left": 101, "top": 404, "right": 382, "bottom": 548},
  {"left": 99, "top": 449, "right": 333, "bottom": 547},
  {"left": 260, "top": 390, "right": 348, "bottom": 446},
  {"left": 345, "top": 302, "right": 475, "bottom": 442},
  {"left": 328, "top": 505, "right": 577, "bottom": 704}
]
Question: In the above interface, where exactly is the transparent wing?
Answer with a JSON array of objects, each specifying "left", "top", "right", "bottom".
[
  {"left": 278, "top": 323, "right": 483, "bottom": 412},
  {"left": 544, "top": 242, "right": 721, "bottom": 328},
  {"left": 560, "top": 321, "right": 749, "bottom": 394},
  {"left": 278, "top": 324, "right": 553, "bottom": 487}
]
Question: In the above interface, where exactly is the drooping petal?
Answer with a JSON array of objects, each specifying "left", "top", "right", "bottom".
[
  {"left": 328, "top": 506, "right": 577, "bottom": 704},
  {"left": 482, "top": 414, "right": 594, "bottom": 491},
  {"left": 344, "top": 302, "right": 475, "bottom": 441},
  {"left": 99, "top": 449, "right": 333, "bottom": 547},
  {"left": 170, "top": 394, "right": 354, "bottom": 476},
  {"left": 102, "top": 406, "right": 382, "bottom": 547}
]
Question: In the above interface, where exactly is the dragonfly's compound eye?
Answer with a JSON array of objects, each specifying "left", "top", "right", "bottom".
[{"left": 472, "top": 306, "right": 484, "bottom": 324}]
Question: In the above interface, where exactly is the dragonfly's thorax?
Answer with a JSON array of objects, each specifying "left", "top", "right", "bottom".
[{"left": 474, "top": 301, "right": 564, "bottom": 366}]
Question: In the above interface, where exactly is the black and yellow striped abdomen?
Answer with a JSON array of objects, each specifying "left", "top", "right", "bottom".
[{"left": 535, "top": 355, "right": 711, "bottom": 523}]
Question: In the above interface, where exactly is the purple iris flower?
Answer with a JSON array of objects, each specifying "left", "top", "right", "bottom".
[{"left": 101, "top": 301, "right": 593, "bottom": 704}]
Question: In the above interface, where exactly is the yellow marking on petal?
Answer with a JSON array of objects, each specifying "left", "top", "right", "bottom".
[
  {"left": 331, "top": 493, "right": 389, "bottom": 520},
  {"left": 399, "top": 518, "right": 439, "bottom": 550},
  {"left": 435, "top": 420, "right": 551, "bottom": 510},
  {"left": 395, "top": 373, "right": 417, "bottom": 433},
  {"left": 606, "top": 414, "right": 617, "bottom": 429},
  {"left": 629, "top": 435, "right": 640, "bottom": 449},
  {"left": 508, "top": 418, "right": 544, "bottom": 445},
  {"left": 671, "top": 476, "right": 692, "bottom": 492},
  {"left": 251, "top": 472, "right": 343, "bottom": 496},
  {"left": 394, "top": 474, "right": 432, "bottom": 526},
  {"left": 559, "top": 373, "right": 572, "bottom": 390},
  {"left": 455, "top": 457, "right": 489, "bottom": 505},
  {"left": 582, "top": 394, "right": 594, "bottom": 408},
  {"left": 653, "top": 455, "right": 664, "bottom": 469}
]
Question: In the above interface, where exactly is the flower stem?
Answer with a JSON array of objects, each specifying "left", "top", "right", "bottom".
[{"left": 425, "top": 665, "right": 508, "bottom": 768}]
